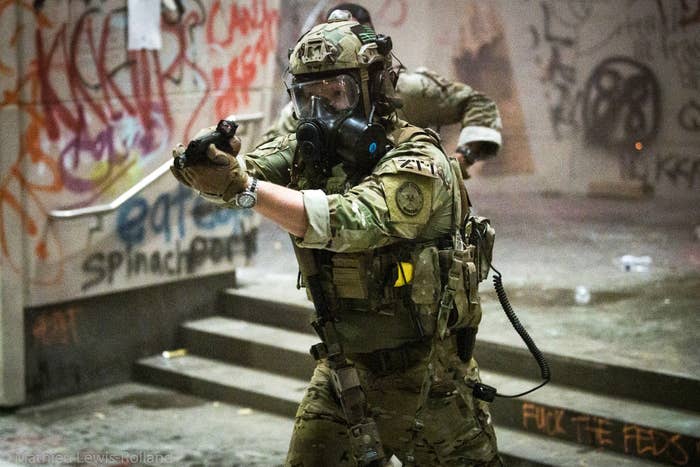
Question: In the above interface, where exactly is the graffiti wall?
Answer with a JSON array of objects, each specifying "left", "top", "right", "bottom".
[
  {"left": 0, "top": 0, "right": 280, "bottom": 307},
  {"left": 500, "top": 0, "right": 700, "bottom": 196}
]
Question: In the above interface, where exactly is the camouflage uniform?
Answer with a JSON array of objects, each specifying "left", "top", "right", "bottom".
[
  {"left": 258, "top": 69, "right": 502, "bottom": 157},
  {"left": 245, "top": 115, "right": 501, "bottom": 465},
  {"left": 176, "top": 17, "right": 502, "bottom": 467}
]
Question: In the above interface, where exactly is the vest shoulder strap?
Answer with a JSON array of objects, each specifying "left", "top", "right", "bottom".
[{"left": 388, "top": 122, "right": 441, "bottom": 148}]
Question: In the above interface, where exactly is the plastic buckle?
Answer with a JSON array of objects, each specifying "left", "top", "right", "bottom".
[
  {"left": 472, "top": 383, "right": 497, "bottom": 402},
  {"left": 310, "top": 342, "right": 328, "bottom": 360}
]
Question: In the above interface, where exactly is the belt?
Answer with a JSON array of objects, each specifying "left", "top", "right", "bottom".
[
  {"left": 350, "top": 342, "right": 428, "bottom": 375},
  {"left": 351, "top": 347, "right": 458, "bottom": 397}
]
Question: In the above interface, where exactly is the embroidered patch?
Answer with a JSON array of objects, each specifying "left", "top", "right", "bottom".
[
  {"left": 393, "top": 157, "right": 440, "bottom": 178},
  {"left": 351, "top": 24, "right": 377, "bottom": 44},
  {"left": 396, "top": 181, "right": 424, "bottom": 216}
]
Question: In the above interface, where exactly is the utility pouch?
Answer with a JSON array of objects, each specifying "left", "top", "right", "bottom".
[
  {"left": 332, "top": 253, "right": 371, "bottom": 299},
  {"left": 450, "top": 246, "right": 481, "bottom": 330},
  {"left": 464, "top": 216, "right": 496, "bottom": 282},
  {"left": 437, "top": 246, "right": 481, "bottom": 338},
  {"left": 410, "top": 246, "right": 440, "bottom": 306}
]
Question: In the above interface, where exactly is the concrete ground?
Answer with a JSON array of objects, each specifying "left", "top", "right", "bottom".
[
  {"left": 473, "top": 192, "right": 700, "bottom": 380},
  {"left": 0, "top": 383, "right": 293, "bottom": 466},
  {"left": 1, "top": 191, "right": 698, "bottom": 466}
]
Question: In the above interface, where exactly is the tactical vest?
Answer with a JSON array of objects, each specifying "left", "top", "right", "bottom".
[{"left": 291, "top": 122, "right": 489, "bottom": 355}]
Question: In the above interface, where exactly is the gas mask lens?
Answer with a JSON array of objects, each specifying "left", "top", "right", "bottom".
[{"left": 289, "top": 74, "right": 360, "bottom": 121}]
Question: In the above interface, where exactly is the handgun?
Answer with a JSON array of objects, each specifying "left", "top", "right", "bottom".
[{"left": 174, "top": 117, "right": 239, "bottom": 169}]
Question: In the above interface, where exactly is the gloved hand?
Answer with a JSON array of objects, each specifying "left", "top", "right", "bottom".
[{"left": 170, "top": 134, "right": 247, "bottom": 203}]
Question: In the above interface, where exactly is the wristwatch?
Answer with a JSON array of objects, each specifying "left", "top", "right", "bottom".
[{"left": 235, "top": 177, "right": 258, "bottom": 208}]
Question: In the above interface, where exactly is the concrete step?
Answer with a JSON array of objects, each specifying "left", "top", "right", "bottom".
[
  {"left": 219, "top": 288, "right": 700, "bottom": 413},
  {"left": 181, "top": 316, "right": 317, "bottom": 380},
  {"left": 483, "top": 370, "right": 700, "bottom": 466},
  {"left": 134, "top": 352, "right": 662, "bottom": 467},
  {"left": 134, "top": 354, "right": 305, "bottom": 418},
  {"left": 474, "top": 338, "right": 700, "bottom": 415},
  {"left": 496, "top": 426, "right": 660, "bottom": 467},
  {"left": 177, "top": 314, "right": 700, "bottom": 465},
  {"left": 219, "top": 287, "right": 315, "bottom": 335}
]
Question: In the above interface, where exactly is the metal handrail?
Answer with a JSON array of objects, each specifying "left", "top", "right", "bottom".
[{"left": 48, "top": 112, "right": 265, "bottom": 220}]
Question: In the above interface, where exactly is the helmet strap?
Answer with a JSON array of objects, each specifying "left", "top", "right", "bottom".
[{"left": 359, "top": 67, "right": 372, "bottom": 119}]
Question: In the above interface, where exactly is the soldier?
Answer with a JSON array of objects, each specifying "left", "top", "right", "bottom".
[
  {"left": 258, "top": 3, "right": 503, "bottom": 178},
  {"left": 171, "top": 16, "right": 501, "bottom": 467}
]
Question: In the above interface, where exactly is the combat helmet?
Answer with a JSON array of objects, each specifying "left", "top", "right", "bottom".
[{"left": 287, "top": 14, "right": 395, "bottom": 118}]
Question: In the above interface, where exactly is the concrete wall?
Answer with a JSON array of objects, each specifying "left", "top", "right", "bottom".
[
  {"left": 494, "top": 0, "right": 700, "bottom": 198},
  {"left": 0, "top": 0, "right": 280, "bottom": 405},
  {"left": 23, "top": 271, "right": 236, "bottom": 404},
  {"left": 276, "top": 0, "right": 700, "bottom": 199}
]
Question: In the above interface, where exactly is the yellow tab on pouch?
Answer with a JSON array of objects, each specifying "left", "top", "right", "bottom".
[{"left": 394, "top": 262, "right": 414, "bottom": 287}]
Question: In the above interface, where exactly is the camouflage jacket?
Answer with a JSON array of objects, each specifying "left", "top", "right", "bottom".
[
  {"left": 258, "top": 67, "right": 502, "bottom": 154},
  {"left": 246, "top": 117, "right": 460, "bottom": 252},
  {"left": 244, "top": 117, "right": 468, "bottom": 352}
]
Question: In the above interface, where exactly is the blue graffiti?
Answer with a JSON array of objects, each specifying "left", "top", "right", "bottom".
[
  {"left": 117, "top": 184, "right": 192, "bottom": 247},
  {"left": 116, "top": 184, "right": 252, "bottom": 247},
  {"left": 192, "top": 196, "right": 235, "bottom": 229}
]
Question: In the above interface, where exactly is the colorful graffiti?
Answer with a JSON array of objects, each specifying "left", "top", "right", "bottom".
[
  {"left": 0, "top": 0, "right": 278, "bottom": 290},
  {"left": 82, "top": 184, "right": 256, "bottom": 291},
  {"left": 207, "top": 0, "right": 279, "bottom": 116}
]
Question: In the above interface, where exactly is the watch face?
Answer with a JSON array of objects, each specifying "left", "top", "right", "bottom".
[{"left": 237, "top": 192, "right": 256, "bottom": 208}]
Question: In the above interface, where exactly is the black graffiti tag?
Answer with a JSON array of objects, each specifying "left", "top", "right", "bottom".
[
  {"left": 679, "top": 100, "right": 700, "bottom": 132},
  {"left": 582, "top": 57, "right": 661, "bottom": 149},
  {"left": 680, "top": 0, "right": 700, "bottom": 27}
]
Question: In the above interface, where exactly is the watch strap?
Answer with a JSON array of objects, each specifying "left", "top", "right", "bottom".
[{"left": 234, "top": 177, "right": 258, "bottom": 208}]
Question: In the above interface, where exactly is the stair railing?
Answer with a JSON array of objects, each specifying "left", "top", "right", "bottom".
[{"left": 48, "top": 113, "right": 264, "bottom": 221}]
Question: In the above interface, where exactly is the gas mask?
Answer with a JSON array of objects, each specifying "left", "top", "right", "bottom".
[{"left": 288, "top": 73, "right": 388, "bottom": 174}]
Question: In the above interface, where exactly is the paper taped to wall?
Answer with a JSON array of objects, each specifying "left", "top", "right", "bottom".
[{"left": 128, "top": 0, "right": 162, "bottom": 50}]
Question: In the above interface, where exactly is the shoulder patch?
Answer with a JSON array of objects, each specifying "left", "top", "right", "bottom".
[
  {"left": 393, "top": 157, "right": 441, "bottom": 178},
  {"left": 381, "top": 173, "right": 433, "bottom": 225},
  {"left": 396, "top": 181, "right": 424, "bottom": 216}
]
